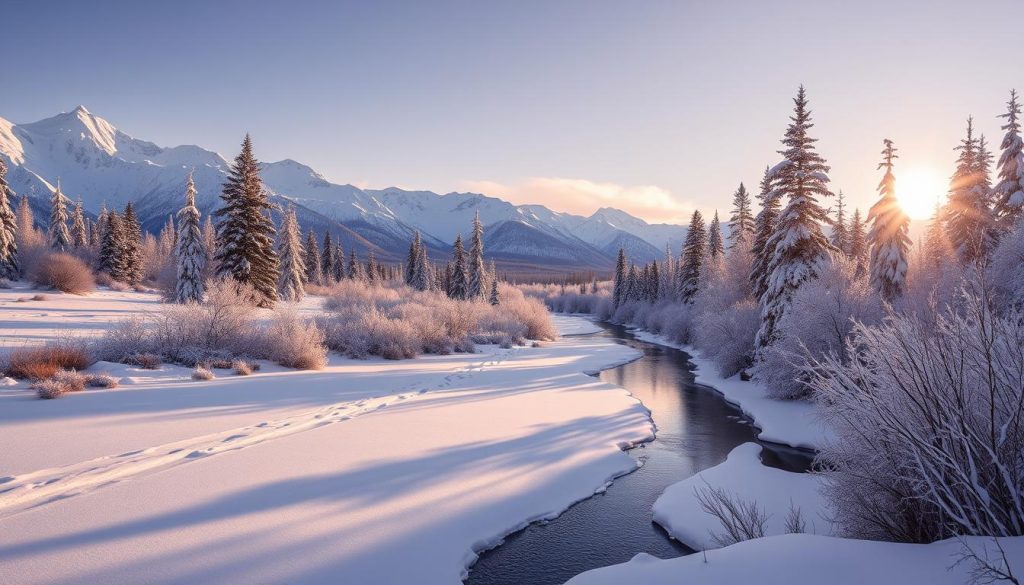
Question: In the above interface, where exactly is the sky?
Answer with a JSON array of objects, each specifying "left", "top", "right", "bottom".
[{"left": 3, "top": 0, "right": 1022, "bottom": 224}]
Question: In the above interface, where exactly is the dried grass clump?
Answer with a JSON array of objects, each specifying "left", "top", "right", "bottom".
[
  {"left": 191, "top": 366, "right": 215, "bottom": 381},
  {"left": 32, "top": 369, "right": 87, "bottom": 399},
  {"left": 231, "top": 359, "right": 252, "bottom": 376},
  {"left": 84, "top": 373, "right": 119, "bottom": 389},
  {"left": 7, "top": 343, "right": 93, "bottom": 381}
]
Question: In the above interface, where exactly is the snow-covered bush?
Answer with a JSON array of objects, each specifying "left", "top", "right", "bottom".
[
  {"left": 520, "top": 281, "right": 612, "bottom": 314},
  {"left": 694, "top": 484, "right": 769, "bottom": 546},
  {"left": 33, "top": 369, "right": 87, "bottom": 399},
  {"left": 231, "top": 359, "right": 252, "bottom": 376},
  {"left": 262, "top": 310, "right": 327, "bottom": 370},
  {"left": 693, "top": 299, "right": 760, "bottom": 377},
  {"left": 988, "top": 221, "right": 1024, "bottom": 308},
  {"left": 29, "top": 252, "right": 96, "bottom": 294},
  {"left": 191, "top": 366, "right": 215, "bottom": 381},
  {"left": 754, "top": 254, "right": 882, "bottom": 399},
  {"left": 810, "top": 284, "right": 1024, "bottom": 542},
  {"left": 84, "top": 373, "right": 119, "bottom": 388},
  {"left": 5, "top": 341, "right": 93, "bottom": 381}
]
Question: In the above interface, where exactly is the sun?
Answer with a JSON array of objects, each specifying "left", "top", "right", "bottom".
[{"left": 897, "top": 167, "right": 946, "bottom": 220}]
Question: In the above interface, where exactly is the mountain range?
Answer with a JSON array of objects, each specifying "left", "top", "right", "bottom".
[{"left": 0, "top": 106, "right": 685, "bottom": 273}]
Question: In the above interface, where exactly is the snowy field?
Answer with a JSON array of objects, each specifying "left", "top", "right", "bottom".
[{"left": 0, "top": 290, "right": 654, "bottom": 585}]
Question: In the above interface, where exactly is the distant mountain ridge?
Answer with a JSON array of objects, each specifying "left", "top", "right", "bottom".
[{"left": 0, "top": 106, "right": 685, "bottom": 271}]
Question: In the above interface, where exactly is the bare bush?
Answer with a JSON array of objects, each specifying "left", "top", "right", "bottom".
[
  {"left": 231, "top": 359, "right": 253, "bottom": 376},
  {"left": 191, "top": 366, "right": 215, "bottom": 381},
  {"left": 810, "top": 283, "right": 1024, "bottom": 542},
  {"left": 127, "top": 353, "right": 162, "bottom": 370},
  {"left": 84, "top": 373, "right": 119, "bottom": 388},
  {"left": 33, "top": 369, "right": 87, "bottom": 399},
  {"left": 29, "top": 253, "right": 96, "bottom": 294},
  {"left": 261, "top": 311, "right": 327, "bottom": 370},
  {"left": 6, "top": 342, "right": 93, "bottom": 381},
  {"left": 694, "top": 483, "right": 769, "bottom": 547},
  {"left": 953, "top": 537, "right": 1022, "bottom": 585},
  {"left": 785, "top": 502, "right": 807, "bottom": 534}
]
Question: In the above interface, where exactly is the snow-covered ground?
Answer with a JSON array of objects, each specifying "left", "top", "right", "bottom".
[
  {"left": 552, "top": 313, "right": 603, "bottom": 336},
  {"left": 0, "top": 289, "right": 655, "bottom": 584},
  {"left": 652, "top": 443, "right": 830, "bottom": 550},
  {"left": 566, "top": 533, "right": 1024, "bottom": 585},
  {"left": 630, "top": 329, "right": 830, "bottom": 449}
]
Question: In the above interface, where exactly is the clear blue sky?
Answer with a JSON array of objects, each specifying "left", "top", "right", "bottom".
[{"left": 4, "top": 0, "right": 1021, "bottom": 223}]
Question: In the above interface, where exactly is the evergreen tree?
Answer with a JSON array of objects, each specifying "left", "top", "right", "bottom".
[
  {"left": 467, "top": 211, "right": 485, "bottom": 299},
  {"left": 122, "top": 202, "right": 143, "bottom": 285},
  {"left": 276, "top": 207, "right": 306, "bottom": 302},
  {"left": 321, "top": 231, "right": 335, "bottom": 282},
  {"left": 333, "top": 244, "right": 346, "bottom": 281},
  {"left": 648, "top": 262, "right": 660, "bottom": 302},
  {"left": 867, "top": 139, "right": 911, "bottom": 302},
  {"left": 213, "top": 135, "right": 280, "bottom": 307},
  {"left": 70, "top": 199, "right": 88, "bottom": 249},
  {"left": 678, "top": 210, "right": 707, "bottom": 303},
  {"left": 489, "top": 278, "right": 500, "bottom": 306},
  {"left": 750, "top": 166, "right": 780, "bottom": 301},
  {"left": 365, "top": 251, "right": 378, "bottom": 283},
  {"left": 946, "top": 117, "right": 995, "bottom": 264},
  {"left": 174, "top": 173, "right": 206, "bottom": 303},
  {"left": 411, "top": 233, "right": 430, "bottom": 291},
  {"left": 830, "top": 190, "right": 849, "bottom": 254},
  {"left": 626, "top": 264, "right": 640, "bottom": 302},
  {"left": 727, "top": 183, "right": 755, "bottom": 247},
  {"left": 304, "top": 228, "right": 323, "bottom": 285},
  {"left": 449, "top": 234, "right": 469, "bottom": 300},
  {"left": 201, "top": 215, "right": 216, "bottom": 277},
  {"left": 848, "top": 208, "right": 868, "bottom": 274},
  {"left": 756, "top": 86, "right": 835, "bottom": 352},
  {"left": 707, "top": 210, "right": 724, "bottom": 261},
  {"left": 100, "top": 210, "right": 127, "bottom": 281},
  {"left": 347, "top": 249, "right": 362, "bottom": 280},
  {"left": 994, "top": 89, "right": 1024, "bottom": 227},
  {"left": 923, "top": 200, "right": 952, "bottom": 270},
  {"left": 405, "top": 232, "right": 420, "bottom": 286},
  {"left": 48, "top": 181, "right": 72, "bottom": 252},
  {"left": 612, "top": 248, "right": 627, "bottom": 308},
  {"left": 0, "top": 159, "right": 18, "bottom": 280}
]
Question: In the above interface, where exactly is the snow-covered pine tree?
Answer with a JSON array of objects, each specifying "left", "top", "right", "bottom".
[
  {"left": 648, "top": 262, "right": 660, "bottom": 302},
  {"left": 755, "top": 86, "right": 835, "bottom": 352},
  {"left": 0, "top": 159, "right": 18, "bottom": 280},
  {"left": 749, "top": 166, "right": 780, "bottom": 301},
  {"left": 678, "top": 210, "right": 707, "bottom": 303},
  {"left": 449, "top": 234, "right": 469, "bottom": 300},
  {"left": 122, "top": 202, "right": 143, "bottom": 285},
  {"left": 707, "top": 211, "right": 724, "bottom": 261},
  {"left": 867, "top": 139, "right": 911, "bottom": 302},
  {"left": 923, "top": 200, "right": 952, "bottom": 270},
  {"left": 412, "top": 236, "right": 430, "bottom": 291},
  {"left": 489, "top": 278, "right": 500, "bottom": 305},
  {"left": 201, "top": 215, "right": 216, "bottom": 277},
  {"left": 612, "top": 248, "right": 627, "bottom": 308},
  {"left": 88, "top": 217, "right": 98, "bottom": 248},
  {"left": 626, "top": 264, "right": 640, "bottom": 302},
  {"left": 347, "top": 250, "right": 362, "bottom": 280},
  {"left": 333, "top": 244, "right": 346, "bottom": 281},
  {"left": 304, "top": 228, "right": 323, "bottom": 285},
  {"left": 159, "top": 215, "right": 176, "bottom": 259},
  {"left": 321, "top": 231, "right": 335, "bottom": 283},
  {"left": 468, "top": 211, "right": 485, "bottom": 299},
  {"left": 994, "top": 89, "right": 1024, "bottom": 227},
  {"left": 213, "top": 135, "right": 281, "bottom": 307},
  {"left": 276, "top": 206, "right": 305, "bottom": 302},
  {"left": 946, "top": 117, "right": 995, "bottom": 265},
  {"left": 100, "top": 210, "right": 127, "bottom": 281},
  {"left": 848, "top": 208, "right": 868, "bottom": 275},
  {"left": 174, "top": 173, "right": 206, "bottom": 303},
  {"left": 70, "top": 199, "right": 87, "bottom": 249},
  {"left": 365, "top": 251, "right": 378, "bottom": 283},
  {"left": 727, "top": 183, "right": 755, "bottom": 248},
  {"left": 405, "top": 232, "right": 420, "bottom": 286},
  {"left": 830, "top": 190, "right": 849, "bottom": 254},
  {"left": 48, "top": 181, "right": 72, "bottom": 252}
]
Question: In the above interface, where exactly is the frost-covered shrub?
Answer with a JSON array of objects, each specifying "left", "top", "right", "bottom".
[
  {"left": 261, "top": 310, "right": 327, "bottom": 370},
  {"left": 5, "top": 342, "right": 93, "bottom": 381},
  {"left": 231, "top": 359, "right": 252, "bottom": 376},
  {"left": 520, "top": 281, "right": 613, "bottom": 314},
  {"left": 127, "top": 353, "right": 162, "bottom": 370},
  {"left": 84, "top": 373, "right": 119, "bottom": 388},
  {"left": 191, "top": 366, "right": 215, "bottom": 381},
  {"left": 30, "top": 252, "right": 95, "bottom": 294},
  {"left": 810, "top": 285, "right": 1024, "bottom": 542},
  {"left": 693, "top": 299, "right": 760, "bottom": 377},
  {"left": 988, "top": 221, "right": 1024, "bottom": 308},
  {"left": 33, "top": 369, "right": 86, "bottom": 398},
  {"left": 753, "top": 254, "right": 882, "bottom": 399}
]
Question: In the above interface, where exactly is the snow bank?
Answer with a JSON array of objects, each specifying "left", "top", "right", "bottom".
[
  {"left": 631, "top": 329, "right": 830, "bottom": 449},
  {"left": 566, "top": 533, "right": 1024, "bottom": 585},
  {"left": 0, "top": 291, "right": 655, "bottom": 585},
  {"left": 652, "top": 442, "right": 829, "bottom": 550}
]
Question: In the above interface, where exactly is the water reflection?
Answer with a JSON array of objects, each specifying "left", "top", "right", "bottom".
[{"left": 464, "top": 323, "right": 812, "bottom": 585}]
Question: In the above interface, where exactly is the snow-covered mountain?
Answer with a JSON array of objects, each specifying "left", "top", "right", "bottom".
[{"left": 0, "top": 106, "right": 683, "bottom": 270}]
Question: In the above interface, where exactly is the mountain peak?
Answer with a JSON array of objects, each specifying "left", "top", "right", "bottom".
[{"left": 71, "top": 105, "right": 90, "bottom": 115}]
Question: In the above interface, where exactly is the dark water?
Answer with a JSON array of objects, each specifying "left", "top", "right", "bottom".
[{"left": 464, "top": 322, "right": 813, "bottom": 585}]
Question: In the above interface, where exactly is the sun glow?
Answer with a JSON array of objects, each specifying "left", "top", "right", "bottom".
[{"left": 897, "top": 167, "right": 946, "bottom": 220}]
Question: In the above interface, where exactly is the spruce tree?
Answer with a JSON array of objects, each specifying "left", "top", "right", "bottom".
[
  {"left": 830, "top": 190, "right": 849, "bottom": 254},
  {"left": 449, "top": 234, "right": 469, "bottom": 300},
  {"left": 201, "top": 215, "right": 216, "bottom": 277},
  {"left": 276, "top": 207, "right": 306, "bottom": 302},
  {"left": 756, "top": 86, "right": 835, "bottom": 352},
  {"left": 48, "top": 181, "right": 72, "bottom": 252},
  {"left": 304, "top": 228, "right": 323, "bottom": 285},
  {"left": 727, "top": 183, "right": 755, "bottom": 248},
  {"left": 365, "top": 251, "right": 378, "bottom": 283},
  {"left": 707, "top": 210, "right": 724, "bottom": 261},
  {"left": 175, "top": 173, "right": 206, "bottom": 303},
  {"left": 489, "top": 278, "right": 500, "bottom": 305},
  {"left": 0, "top": 159, "right": 18, "bottom": 280},
  {"left": 750, "top": 166, "right": 780, "bottom": 301},
  {"left": 347, "top": 250, "right": 362, "bottom": 280},
  {"left": 333, "top": 244, "right": 346, "bottom": 281},
  {"left": 321, "top": 231, "right": 335, "bottom": 282},
  {"left": 994, "top": 89, "right": 1024, "bottom": 227},
  {"left": 412, "top": 235, "right": 430, "bottom": 291},
  {"left": 946, "top": 117, "right": 995, "bottom": 264},
  {"left": 848, "top": 208, "right": 868, "bottom": 275},
  {"left": 213, "top": 135, "right": 280, "bottom": 307},
  {"left": 70, "top": 199, "right": 88, "bottom": 249},
  {"left": 468, "top": 211, "right": 485, "bottom": 299},
  {"left": 923, "top": 201, "right": 952, "bottom": 270},
  {"left": 405, "top": 232, "right": 420, "bottom": 286},
  {"left": 122, "top": 202, "right": 143, "bottom": 285},
  {"left": 101, "top": 210, "right": 127, "bottom": 281},
  {"left": 612, "top": 248, "right": 627, "bottom": 308},
  {"left": 678, "top": 210, "right": 707, "bottom": 303},
  {"left": 867, "top": 139, "right": 911, "bottom": 302}
]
